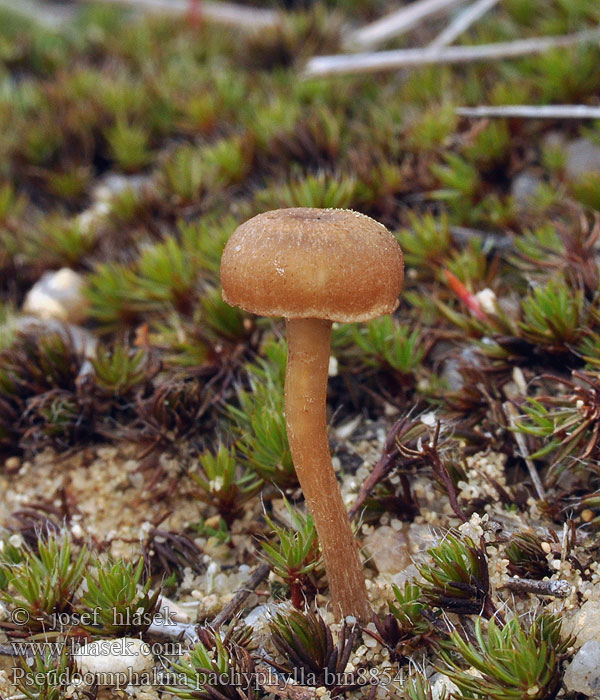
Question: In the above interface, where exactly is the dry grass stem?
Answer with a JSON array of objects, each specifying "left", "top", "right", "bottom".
[
  {"left": 504, "top": 402, "right": 547, "bottom": 502},
  {"left": 80, "top": 0, "right": 280, "bottom": 29},
  {"left": 457, "top": 104, "right": 600, "bottom": 119},
  {"left": 0, "top": 0, "right": 74, "bottom": 28},
  {"left": 428, "top": 0, "right": 500, "bottom": 50},
  {"left": 346, "top": 0, "right": 467, "bottom": 49},
  {"left": 306, "top": 27, "right": 600, "bottom": 77}
]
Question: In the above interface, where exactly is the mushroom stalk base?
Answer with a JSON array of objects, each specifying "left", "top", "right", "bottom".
[{"left": 285, "top": 317, "right": 371, "bottom": 622}]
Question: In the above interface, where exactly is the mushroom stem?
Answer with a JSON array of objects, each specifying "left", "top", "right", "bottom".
[{"left": 285, "top": 317, "right": 371, "bottom": 622}]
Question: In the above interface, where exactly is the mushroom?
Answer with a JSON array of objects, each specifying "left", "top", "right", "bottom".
[{"left": 220, "top": 207, "right": 404, "bottom": 621}]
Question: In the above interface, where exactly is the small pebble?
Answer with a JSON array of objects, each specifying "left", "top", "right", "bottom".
[
  {"left": 73, "top": 638, "right": 154, "bottom": 687},
  {"left": 23, "top": 268, "right": 88, "bottom": 323},
  {"left": 328, "top": 356, "right": 338, "bottom": 377},
  {"left": 363, "top": 525, "right": 411, "bottom": 575},
  {"left": 511, "top": 170, "right": 542, "bottom": 210},
  {"left": 8, "top": 534, "right": 24, "bottom": 548},
  {"left": 565, "top": 138, "right": 600, "bottom": 180},
  {"left": 4, "top": 456, "right": 21, "bottom": 473}
]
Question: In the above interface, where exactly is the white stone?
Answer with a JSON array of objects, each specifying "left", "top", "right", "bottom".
[
  {"left": 4, "top": 456, "right": 21, "bottom": 471},
  {"left": 335, "top": 415, "right": 361, "bottom": 440},
  {"left": 420, "top": 411, "right": 438, "bottom": 427},
  {"left": 73, "top": 638, "right": 154, "bottom": 687},
  {"left": 157, "top": 595, "right": 191, "bottom": 623},
  {"left": 244, "top": 601, "right": 292, "bottom": 638},
  {"left": 474, "top": 288, "right": 497, "bottom": 315},
  {"left": 430, "top": 673, "right": 459, "bottom": 700},
  {"left": 23, "top": 269, "right": 87, "bottom": 323},
  {"left": 563, "top": 640, "right": 600, "bottom": 696},
  {"left": 8, "top": 533, "right": 24, "bottom": 548},
  {"left": 328, "top": 355, "right": 338, "bottom": 377},
  {"left": 77, "top": 201, "right": 110, "bottom": 232},
  {"left": 563, "top": 599, "right": 600, "bottom": 648},
  {"left": 92, "top": 173, "right": 150, "bottom": 203}
]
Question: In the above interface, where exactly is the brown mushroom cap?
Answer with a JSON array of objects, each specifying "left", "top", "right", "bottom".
[{"left": 220, "top": 208, "right": 404, "bottom": 322}]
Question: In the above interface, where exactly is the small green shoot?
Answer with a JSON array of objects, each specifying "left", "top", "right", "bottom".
[
  {"left": 261, "top": 499, "right": 322, "bottom": 608},
  {"left": 0, "top": 533, "right": 89, "bottom": 632},
  {"left": 167, "top": 633, "right": 256, "bottom": 700},
  {"left": 191, "top": 443, "right": 262, "bottom": 525},
  {"left": 441, "top": 613, "right": 571, "bottom": 700},
  {"left": 519, "top": 278, "right": 585, "bottom": 349},
  {"left": 79, "top": 557, "right": 159, "bottom": 636},
  {"left": 14, "top": 647, "right": 70, "bottom": 700},
  {"left": 419, "top": 534, "right": 495, "bottom": 618},
  {"left": 351, "top": 315, "right": 425, "bottom": 376},
  {"left": 91, "top": 343, "right": 150, "bottom": 397}
]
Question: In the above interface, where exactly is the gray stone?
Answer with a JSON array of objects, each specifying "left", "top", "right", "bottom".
[
  {"left": 440, "top": 346, "right": 482, "bottom": 392},
  {"left": 563, "top": 599, "right": 600, "bottom": 649},
  {"left": 12, "top": 316, "right": 97, "bottom": 358},
  {"left": 511, "top": 171, "right": 542, "bottom": 210},
  {"left": 563, "top": 640, "right": 600, "bottom": 697},
  {"left": 565, "top": 138, "right": 600, "bottom": 181},
  {"left": 363, "top": 525, "right": 411, "bottom": 574}
]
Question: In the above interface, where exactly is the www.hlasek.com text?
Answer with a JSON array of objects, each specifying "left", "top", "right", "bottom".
[{"left": 10, "top": 639, "right": 184, "bottom": 657}]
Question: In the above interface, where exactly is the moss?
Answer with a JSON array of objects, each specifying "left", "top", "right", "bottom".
[{"left": 2, "top": 3, "right": 600, "bottom": 695}]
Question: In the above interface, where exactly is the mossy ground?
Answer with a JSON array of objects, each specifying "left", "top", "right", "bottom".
[{"left": 1, "top": 1, "right": 600, "bottom": 698}]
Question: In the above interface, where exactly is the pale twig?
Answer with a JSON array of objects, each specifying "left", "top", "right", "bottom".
[
  {"left": 346, "top": 0, "right": 467, "bottom": 50},
  {"left": 146, "top": 618, "right": 200, "bottom": 644},
  {"left": 450, "top": 225, "right": 513, "bottom": 251},
  {"left": 150, "top": 564, "right": 272, "bottom": 642},
  {"left": 504, "top": 402, "right": 546, "bottom": 502},
  {"left": 457, "top": 104, "right": 600, "bottom": 119},
  {"left": 0, "top": 0, "right": 74, "bottom": 29},
  {"left": 212, "top": 561, "right": 270, "bottom": 628},
  {"left": 500, "top": 577, "right": 572, "bottom": 598},
  {"left": 139, "top": 563, "right": 270, "bottom": 641},
  {"left": 428, "top": 0, "right": 500, "bottom": 50},
  {"left": 79, "top": 0, "right": 279, "bottom": 30},
  {"left": 305, "top": 27, "right": 600, "bottom": 78}
]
